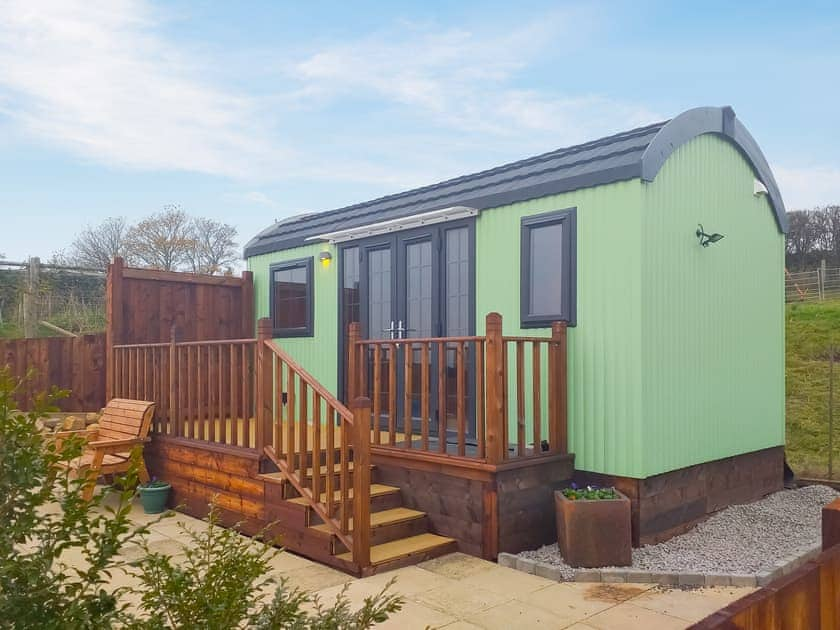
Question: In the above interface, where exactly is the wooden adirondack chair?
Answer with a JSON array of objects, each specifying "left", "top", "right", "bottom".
[{"left": 56, "top": 398, "right": 156, "bottom": 500}]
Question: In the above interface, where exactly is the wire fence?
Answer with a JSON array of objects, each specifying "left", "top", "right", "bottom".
[
  {"left": 785, "top": 267, "right": 840, "bottom": 303},
  {"left": 0, "top": 258, "right": 105, "bottom": 338}
]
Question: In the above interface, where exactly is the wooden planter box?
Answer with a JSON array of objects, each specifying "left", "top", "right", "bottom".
[{"left": 555, "top": 489, "right": 632, "bottom": 568}]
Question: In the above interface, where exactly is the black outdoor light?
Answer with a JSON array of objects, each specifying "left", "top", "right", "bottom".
[{"left": 696, "top": 224, "right": 725, "bottom": 247}]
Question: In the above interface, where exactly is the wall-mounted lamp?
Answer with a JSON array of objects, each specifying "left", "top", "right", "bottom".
[
  {"left": 318, "top": 251, "right": 333, "bottom": 269},
  {"left": 696, "top": 224, "right": 724, "bottom": 248}
]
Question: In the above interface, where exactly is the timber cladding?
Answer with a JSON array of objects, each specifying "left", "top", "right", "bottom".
[
  {"left": 373, "top": 452, "right": 575, "bottom": 559},
  {"left": 690, "top": 541, "right": 840, "bottom": 629},
  {"left": 0, "top": 333, "right": 106, "bottom": 411},
  {"left": 574, "top": 446, "right": 784, "bottom": 546},
  {"left": 144, "top": 435, "right": 265, "bottom": 535}
]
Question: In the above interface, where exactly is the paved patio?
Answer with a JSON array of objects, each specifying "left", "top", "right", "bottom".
[{"left": 112, "top": 497, "right": 752, "bottom": 629}]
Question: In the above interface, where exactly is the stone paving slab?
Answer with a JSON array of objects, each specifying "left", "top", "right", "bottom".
[{"left": 98, "top": 493, "right": 755, "bottom": 629}]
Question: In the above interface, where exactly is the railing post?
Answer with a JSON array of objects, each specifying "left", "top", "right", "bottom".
[
  {"left": 485, "top": 313, "right": 506, "bottom": 464},
  {"left": 255, "top": 317, "right": 273, "bottom": 452},
  {"left": 548, "top": 321, "right": 568, "bottom": 454},
  {"left": 347, "top": 322, "right": 361, "bottom": 401},
  {"left": 167, "top": 325, "right": 178, "bottom": 437},
  {"left": 351, "top": 397, "right": 371, "bottom": 570}
]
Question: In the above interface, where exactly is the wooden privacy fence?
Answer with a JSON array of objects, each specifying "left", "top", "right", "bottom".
[
  {"left": 106, "top": 257, "right": 254, "bottom": 400},
  {"left": 112, "top": 333, "right": 257, "bottom": 448},
  {"left": 257, "top": 319, "right": 372, "bottom": 568},
  {"left": 348, "top": 312, "right": 568, "bottom": 463},
  {"left": 1, "top": 334, "right": 106, "bottom": 411}
]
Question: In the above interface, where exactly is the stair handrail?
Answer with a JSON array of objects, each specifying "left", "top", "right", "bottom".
[{"left": 255, "top": 320, "right": 370, "bottom": 570}]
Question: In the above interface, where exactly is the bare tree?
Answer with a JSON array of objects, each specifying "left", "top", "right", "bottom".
[
  {"left": 125, "top": 205, "right": 193, "bottom": 271},
  {"left": 186, "top": 217, "right": 238, "bottom": 275},
  {"left": 61, "top": 217, "right": 132, "bottom": 269}
]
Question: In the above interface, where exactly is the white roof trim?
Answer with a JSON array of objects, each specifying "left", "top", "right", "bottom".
[{"left": 307, "top": 206, "right": 478, "bottom": 244}]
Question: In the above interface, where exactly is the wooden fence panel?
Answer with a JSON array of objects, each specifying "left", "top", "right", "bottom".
[{"left": 0, "top": 333, "right": 106, "bottom": 411}]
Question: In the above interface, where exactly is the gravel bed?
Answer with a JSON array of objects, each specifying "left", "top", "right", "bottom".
[{"left": 519, "top": 485, "right": 838, "bottom": 579}]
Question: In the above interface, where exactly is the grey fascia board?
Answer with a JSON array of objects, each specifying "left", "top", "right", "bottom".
[{"left": 640, "top": 106, "right": 787, "bottom": 233}]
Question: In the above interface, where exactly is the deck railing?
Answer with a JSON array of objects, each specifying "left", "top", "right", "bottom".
[
  {"left": 112, "top": 332, "right": 257, "bottom": 448},
  {"left": 348, "top": 312, "right": 567, "bottom": 464},
  {"left": 256, "top": 319, "right": 371, "bottom": 569}
]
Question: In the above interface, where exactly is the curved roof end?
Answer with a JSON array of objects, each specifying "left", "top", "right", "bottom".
[{"left": 640, "top": 106, "right": 787, "bottom": 233}]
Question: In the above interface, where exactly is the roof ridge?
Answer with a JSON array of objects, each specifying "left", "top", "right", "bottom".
[{"left": 255, "top": 119, "right": 667, "bottom": 240}]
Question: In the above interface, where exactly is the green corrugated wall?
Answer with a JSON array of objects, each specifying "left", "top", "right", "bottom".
[
  {"left": 247, "top": 242, "right": 339, "bottom": 394},
  {"left": 475, "top": 180, "right": 645, "bottom": 477},
  {"left": 638, "top": 134, "right": 785, "bottom": 477},
  {"left": 246, "top": 133, "right": 785, "bottom": 480}
]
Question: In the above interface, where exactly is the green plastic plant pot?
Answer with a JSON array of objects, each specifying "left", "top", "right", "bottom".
[{"left": 138, "top": 484, "right": 171, "bottom": 514}]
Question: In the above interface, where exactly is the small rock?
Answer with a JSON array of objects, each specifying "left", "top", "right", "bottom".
[
  {"left": 61, "top": 415, "right": 85, "bottom": 431},
  {"left": 85, "top": 412, "right": 100, "bottom": 425}
]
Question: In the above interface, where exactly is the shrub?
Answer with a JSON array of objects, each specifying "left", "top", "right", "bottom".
[{"left": 0, "top": 368, "right": 403, "bottom": 629}]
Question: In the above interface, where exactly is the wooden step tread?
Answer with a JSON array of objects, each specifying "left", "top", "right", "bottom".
[
  {"left": 338, "top": 533, "right": 456, "bottom": 565},
  {"left": 259, "top": 461, "right": 371, "bottom": 484},
  {"left": 287, "top": 483, "right": 400, "bottom": 506},
  {"left": 309, "top": 507, "right": 426, "bottom": 534}
]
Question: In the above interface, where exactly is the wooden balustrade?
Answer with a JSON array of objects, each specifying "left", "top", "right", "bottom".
[
  {"left": 112, "top": 333, "right": 256, "bottom": 448},
  {"left": 350, "top": 312, "right": 568, "bottom": 463},
  {"left": 259, "top": 330, "right": 371, "bottom": 570}
]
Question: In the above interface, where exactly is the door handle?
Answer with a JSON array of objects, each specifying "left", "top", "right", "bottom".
[{"left": 383, "top": 320, "right": 396, "bottom": 340}]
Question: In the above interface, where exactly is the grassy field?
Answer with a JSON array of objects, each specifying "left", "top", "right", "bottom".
[{"left": 786, "top": 299, "right": 840, "bottom": 478}]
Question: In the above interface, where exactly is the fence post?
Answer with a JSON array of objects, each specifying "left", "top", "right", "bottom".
[
  {"left": 548, "top": 321, "right": 568, "bottom": 454},
  {"left": 105, "top": 256, "right": 124, "bottom": 400},
  {"left": 820, "top": 259, "right": 827, "bottom": 301},
  {"left": 485, "top": 313, "right": 506, "bottom": 464},
  {"left": 240, "top": 270, "right": 255, "bottom": 338},
  {"left": 351, "top": 396, "right": 371, "bottom": 570},
  {"left": 255, "top": 317, "right": 273, "bottom": 453},
  {"left": 168, "top": 324, "right": 178, "bottom": 437},
  {"left": 347, "top": 322, "right": 361, "bottom": 401},
  {"left": 830, "top": 346, "right": 835, "bottom": 479},
  {"left": 23, "top": 256, "right": 40, "bottom": 338}
]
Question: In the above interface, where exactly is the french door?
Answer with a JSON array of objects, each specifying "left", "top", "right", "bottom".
[{"left": 340, "top": 220, "right": 475, "bottom": 443}]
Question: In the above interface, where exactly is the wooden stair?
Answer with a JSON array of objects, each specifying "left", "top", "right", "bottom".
[{"left": 260, "top": 454, "right": 456, "bottom": 574}]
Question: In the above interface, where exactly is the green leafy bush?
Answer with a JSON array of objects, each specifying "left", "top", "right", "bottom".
[
  {"left": 0, "top": 367, "right": 146, "bottom": 628},
  {"left": 561, "top": 484, "right": 619, "bottom": 501},
  {"left": 0, "top": 368, "right": 403, "bottom": 629}
]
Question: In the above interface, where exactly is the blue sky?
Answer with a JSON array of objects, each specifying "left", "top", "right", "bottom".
[{"left": 1, "top": 1, "right": 838, "bottom": 261}]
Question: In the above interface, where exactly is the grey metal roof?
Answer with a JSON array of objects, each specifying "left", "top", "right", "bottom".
[{"left": 244, "top": 106, "right": 786, "bottom": 258}]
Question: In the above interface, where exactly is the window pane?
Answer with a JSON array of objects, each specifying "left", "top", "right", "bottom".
[
  {"left": 273, "top": 264, "right": 309, "bottom": 330},
  {"left": 529, "top": 222, "right": 564, "bottom": 316},
  {"left": 368, "top": 248, "right": 391, "bottom": 339},
  {"left": 342, "top": 247, "right": 360, "bottom": 329},
  {"left": 406, "top": 240, "right": 433, "bottom": 337},
  {"left": 445, "top": 228, "right": 469, "bottom": 336}
]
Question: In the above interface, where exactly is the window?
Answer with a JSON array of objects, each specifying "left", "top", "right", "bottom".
[
  {"left": 270, "top": 257, "right": 313, "bottom": 336},
  {"left": 520, "top": 208, "right": 576, "bottom": 328}
]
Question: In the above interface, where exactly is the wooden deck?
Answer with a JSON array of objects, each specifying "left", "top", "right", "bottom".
[{"left": 115, "top": 310, "right": 573, "bottom": 575}]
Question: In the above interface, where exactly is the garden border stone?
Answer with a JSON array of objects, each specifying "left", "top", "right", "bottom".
[{"left": 500, "top": 542, "right": 825, "bottom": 588}]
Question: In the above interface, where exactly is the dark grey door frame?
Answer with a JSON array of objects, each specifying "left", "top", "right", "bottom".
[{"left": 336, "top": 218, "right": 477, "bottom": 440}]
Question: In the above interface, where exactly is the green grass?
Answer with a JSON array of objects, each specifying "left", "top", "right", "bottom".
[{"left": 786, "top": 299, "right": 840, "bottom": 478}]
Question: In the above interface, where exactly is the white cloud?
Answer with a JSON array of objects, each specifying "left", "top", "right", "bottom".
[
  {"left": 0, "top": 0, "right": 285, "bottom": 178},
  {"left": 0, "top": 2, "right": 660, "bottom": 190},
  {"left": 774, "top": 164, "right": 840, "bottom": 210},
  {"left": 285, "top": 16, "right": 661, "bottom": 142}
]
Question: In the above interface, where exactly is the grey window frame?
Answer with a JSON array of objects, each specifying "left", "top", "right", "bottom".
[
  {"left": 269, "top": 257, "right": 314, "bottom": 337},
  {"left": 520, "top": 207, "right": 577, "bottom": 328}
]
